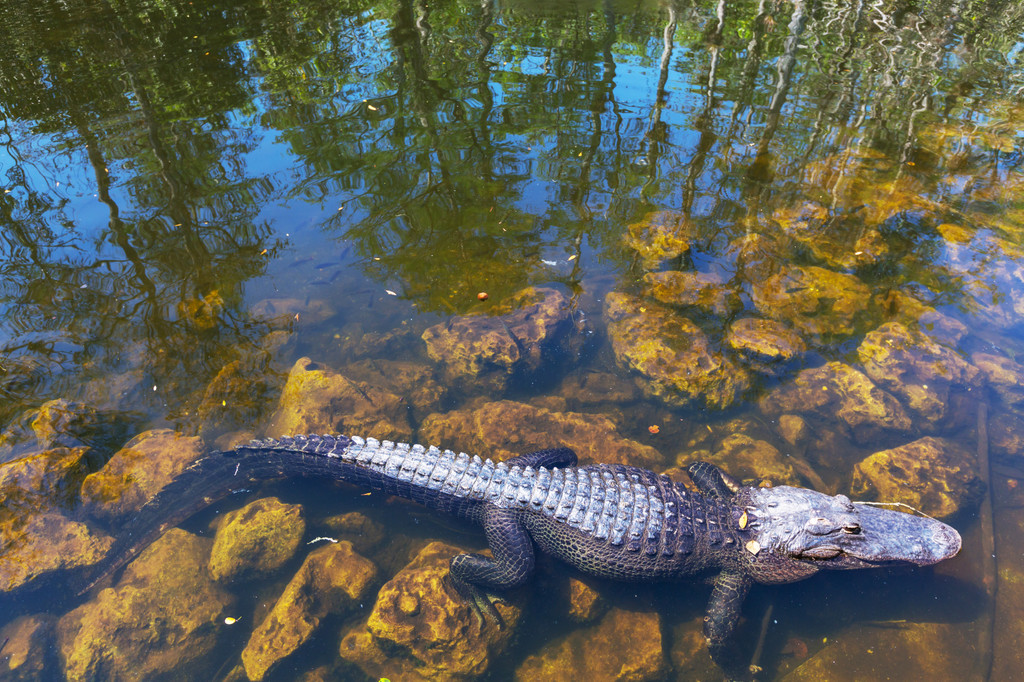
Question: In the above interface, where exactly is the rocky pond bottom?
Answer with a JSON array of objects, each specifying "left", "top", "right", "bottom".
[{"left": 1, "top": 275, "right": 1022, "bottom": 680}]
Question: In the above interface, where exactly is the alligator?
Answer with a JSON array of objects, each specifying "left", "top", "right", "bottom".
[{"left": 90, "top": 434, "right": 962, "bottom": 678}]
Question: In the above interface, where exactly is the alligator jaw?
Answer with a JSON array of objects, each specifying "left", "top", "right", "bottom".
[{"left": 839, "top": 502, "right": 962, "bottom": 566}]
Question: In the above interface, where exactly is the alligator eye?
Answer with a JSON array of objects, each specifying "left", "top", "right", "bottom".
[{"left": 842, "top": 525, "right": 861, "bottom": 535}]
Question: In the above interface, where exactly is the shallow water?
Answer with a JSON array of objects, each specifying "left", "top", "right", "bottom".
[{"left": 2, "top": 0, "right": 1024, "bottom": 679}]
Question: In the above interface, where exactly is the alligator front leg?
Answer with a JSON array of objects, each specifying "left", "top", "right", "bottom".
[
  {"left": 704, "top": 569, "right": 754, "bottom": 679},
  {"left": 448, "top": 506, "right": 535, "bottom": 625}
]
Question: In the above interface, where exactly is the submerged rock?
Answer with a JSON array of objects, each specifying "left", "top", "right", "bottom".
[
  {"left": 208, "top": 497, "right": 306, "bottom": 582},
  {"left": 857, "top": 322, "right": 980, "bottom": 423},
  {"left": 242, "top": 542, "right": 377, "bottom": 681},
  {"left": 748, "top": 265, "right": 871, "bottom": 339},
  {"left": 604, "top": 293, "right": 750, "bottom": 409},
  {"left": 57, "top": 529, "right": 234, "bottom": 681},
  {"left": 514, "top": 607, "right": 666, "bottom": 681},
  {"left": 418, "top": 399, "right": 663, "bottom": 468},
  {"left": 642, "top": 270, "right": 739, "bottom": 316},
  {"left": 80, "top": 429, "right": 205, "bottom": 520},
  {"left": 341, "top": 358, "right": 448, "bottom": 419},
  {"left": 251, "top": 297, "right": 336, "bottom": 327},
  {"left": 759, "top": 362, "right": 912, "bottom": 443},
  {"left": 320, "top": 511, "right": 387, "bottom": 556},
  {"left": 0, "top": 513, "right": 112, "bottom": 594},
  {"left": 726, "top": 318, "right": 807, "bottom": 376},
  {"left": 421, "top": 286, "right": 572, "bottom": 392},
  {"left": 851, "top": 437, "right": 983, "bottom": 518},
  {"left": 566, "top": 577, "right": 607, "bottom": 623},
  {"left": 708, "top": 434, "right": 800, "bottom": 487},
  {"left": 625, "top": 211, "right": 693, "bottom": 269},
  {"left": 265, "top": 357, "right": 412, "bottom": 441},
  {"left": 0, "top": 615, "right": 57, "bottom": 681},
  {"left": 784, "top": 621, "right": 972, "bottom": 682},
  {"left": 971, "top": 352, "right": 1024, "bottom": 408},
  {"left": 339, "top": 541, "right": 521, "bottom": 681}
]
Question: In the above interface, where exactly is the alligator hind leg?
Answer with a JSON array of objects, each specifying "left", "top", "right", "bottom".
[
  {"left": 704, "top": 569, "right": 754, "bottom": 679},
  {"left": 502, "top": 447, "right": 578, "bottom": 469},
  {"left": 448, "top": 506, "right": 535, "bottom": 625}
]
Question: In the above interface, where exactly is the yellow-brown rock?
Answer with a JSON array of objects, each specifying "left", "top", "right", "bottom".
[
  {"left": 0, "top": 446, "right": 89, "bottom": 512},
  {"left": 514, "top": 607, "right": 666, "bottom": 681},
  {"left": 566, "top": 577, "right": 607, "bottom": 623},
  {"left": 0, "top": 615, "right": 56, "bottom": 680},
  {"left": 320, "top": 511, "right": 387, "bottom": 555},
  {"left": 80, "top": 429, "right": 205, "bottom": 519},
  {"left": 339, "top": 541, "right": 521, "bottom": 681},
  {"left": 851, "top": 437, "right": 983, "bottom": 518},
  {"left": 0, "top": 512, "right": 112, "bottom": 593},
  {"left": 208, "top": 497, "right": 306, "bottom": 582},
  {"left": 57, "top": 529, "right": 234, "bottom": 681},
  {"left": 418, "top": 400, "right": 663, "bottom": 468},
  {"left": 643, "top": 270, "right": 739, "bottom": 316},
  {"left": 857, "top": 322, "right": 980, "bottom": 423},
  {"left": 759, "top": 362, "right": 913, "bottom": 443},
  {"left": 783, "top": 622, "right": 972, "bottom": 682},
  {"left": 625, "top": 210, "right": 693, "bottom": 270},
  {"left": 971, "top": 352, "right": 1024, "bottom": 408},
  {"left": 708, "top": 434, "right": 800, "bottom": 487},
  {"left": 242, "top": 542, "right": 377, "bottom": 681},
  {"left": 777, "top": 414, "right": 809, "bottom": 447},
  {"left": 265, "top": 357, "right": 411, "bottom": 441},
  {"left": 341, "top": 358, "right": 448, "bottom": 419},
  {"left": 727, "top": 318, "right": 807, "bottom": 376},
  {"left": 421, "top": 286, "right": 571, "bottom": 391},
  {"left": 749, "top": 265, "right": 871, "bottom": 339},
  {"left": 604, "top": 293, "right": 750, "bottom": 409}
]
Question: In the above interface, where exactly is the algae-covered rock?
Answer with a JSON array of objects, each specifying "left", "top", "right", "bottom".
[
  {"left": 625, "top": 211, "right": 693, "bottom": 269},
  {"left": 514, "top": 607, "right": 666, "bottom": 681},
  {"left": 0, "top": 615, "right": 57, "bottom": 681},
  {"left": 320, "top": 511, "right": 387, "bottom": 555},
  {"left": 726, "top": 318, "right": 807, "bottom": 376},
  {"left": 339, "top": 541, "right": 521, "bottom": 681},
  {"left": 418, "top": 399, "right": 663, "bottom": 468},
  {"left": 196, "top": 353, "right": 283, "bottom": 440},
  {"left": 208, "top": 497, "right": 306, "bottom": 582},
  {"left": 567, "top": 577, "right": 607, "bottom": 623},
  {"left": 783, "top": 622, "right": 972, "bottom": 682},
  {"left": 604, "top": 293, "right": 750, "bottom": 409},
  {"left": 242, "top": 542, "right": 377, "bottom": 681},
  {"left": 0, "top": 512, "right": 113, "bottom": 593},
  {"left": 776, "top": 414, "right": 809, "bottom": 447},
  {"left": 851, "top": 437, "right": 983, "bottom": 518},
  {"left": 57, "top": 528, "right": 234, "bottom": 681},
  {"left": 971, "top": 352, "right": 1024, "bottom": 408},
  {"left": 1, "top": 399, "right": 122, "bottom": 460},
  {"left": 265, "top": 357, "right": 412, "bottom": 441},
  {"left": 989, "top": 410, "right": 1024, "bottom": 461},
  {"left": 759, "top": 362, "right": 913, "bottom": 443},
  {"left": 80, "top": 429, "right": 205, "bottom": 519},
  {"left": 642, "top": 270, "right": 739, "bottom": 316},
  {"left": 558, "top": 371, "right": 641, "bottom": 408},
  {"left": 341, "top": 358, "right": 448, "bottom": 419},
  {"left": 749, "top": 265, "right": 871, "bottom": 339},
  {"left": 857, "top": 322, "right": 980, "bottom": 423},
  {"left": 421, "top": 286, "right": 572, "bottom": 391},
  {"left": 0, "top": 446, "right": 89, "bottom": 512},
  {"left": 708, "top": 434, "right": 800, "bottom": 487}
]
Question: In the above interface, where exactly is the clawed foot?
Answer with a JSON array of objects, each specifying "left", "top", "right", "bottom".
[{"left": 444, "top": 574, "right": 507, "bottom": 629}]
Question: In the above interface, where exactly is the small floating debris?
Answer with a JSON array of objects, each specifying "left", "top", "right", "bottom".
[
  {"left": 647, "top": 425, "right": 660, "bottom": 434},
  {"left": 385, "top": 289, "right": 398, "bottom": 296},
  {"left": 307, "top": 536, "right": 339, "bottom": 545},
  {"left": 224, "top": 617, "right": 240, "bottom": 625},
  {"left": 477, "top": 292, "right": 489, "bottom": 301}
]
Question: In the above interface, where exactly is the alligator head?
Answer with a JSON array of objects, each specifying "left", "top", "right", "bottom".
[{"left": 739, "top": 485, "right": 962, "bottom": 584}]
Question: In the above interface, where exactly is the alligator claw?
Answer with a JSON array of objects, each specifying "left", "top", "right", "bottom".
[{"left": 445, "top": 574, "right": 506, "bottom": 629}]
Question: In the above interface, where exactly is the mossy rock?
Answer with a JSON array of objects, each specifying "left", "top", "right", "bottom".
[{"left": 208, "top": 497, "right": 306, "bottom": 582}]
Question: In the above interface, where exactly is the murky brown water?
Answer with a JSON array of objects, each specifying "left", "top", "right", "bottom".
[{"left": 2, "top": 0, "right": 1024, "bottom": 679}]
